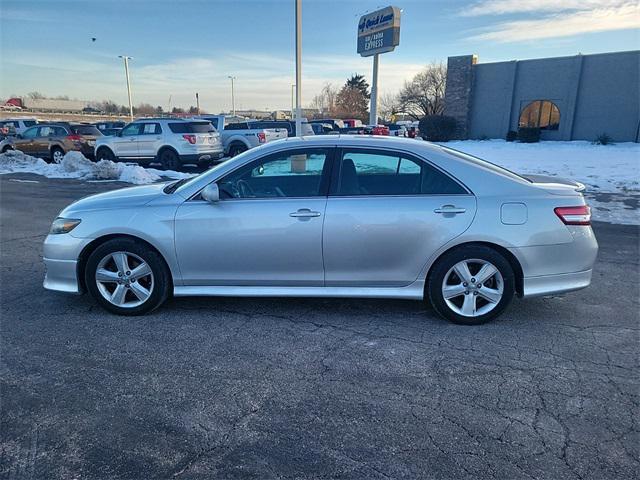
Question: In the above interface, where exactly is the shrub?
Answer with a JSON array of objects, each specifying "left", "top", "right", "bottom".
[
  {"left": 593, "top": 133, "right": 613, "bottom": 145},
  {"left": 418, "top": 115, "right": 457, "bottom": 142},
  {"left": 517, "top": 127, "right": 540, "bottom": 143},
  {"left": 506, "top": 130, "right": 518, "bottom": 142}
]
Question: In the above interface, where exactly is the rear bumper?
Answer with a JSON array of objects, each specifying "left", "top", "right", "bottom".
[
  {"left": 522, "top": 269, "right": 592, "bottom": 298},
  {"left": 179, "top": 151, "right": 224, "bottom": 164}
]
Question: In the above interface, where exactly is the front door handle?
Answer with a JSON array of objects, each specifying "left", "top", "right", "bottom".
[
  {"left": 290, "top": 208, "right": 321, "bottom": 218},
  {"left": 434, "top": 205, "right": 466, "bottom": 214}
]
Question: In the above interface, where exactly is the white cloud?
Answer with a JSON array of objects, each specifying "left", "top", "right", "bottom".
[
  {"left": 462, "top": 0, "right": 624, "bottom": 16},
  {"left": 1, "top": 51, "right": 426, "bottom": 113},
  {"left": 466, "top": 2, "right": 640, "bottom": 43}
]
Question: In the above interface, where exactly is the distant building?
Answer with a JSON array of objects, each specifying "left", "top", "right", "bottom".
[{"left": 444, "top": 50, "right": 639, "bottom": 142}]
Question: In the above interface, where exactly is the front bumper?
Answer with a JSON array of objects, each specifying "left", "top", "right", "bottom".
[{"left": 42, "top": 233, "right": 89, "bottom": 294}]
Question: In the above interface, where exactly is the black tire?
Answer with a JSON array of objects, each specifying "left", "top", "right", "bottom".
[
  {"left": 1, "top": 145, "right": 13, "bottom": 153},
  {"left": 84, "top": 238, "right": 171, "bottom": 316},
  {"left": 427, "top": 245, "right": 515, "bottom": 325},
  {"left": 96, "top": 147, "right": 116, "bottom": 162},
  {"left": 50, "top": 146, "right": 65, "bottom": 164},
  {"left": 159, "top": 149, "right": 181, "bottom": 171},
  {"left": 228, "top": 143, "right": 247, "bottom": 157}
]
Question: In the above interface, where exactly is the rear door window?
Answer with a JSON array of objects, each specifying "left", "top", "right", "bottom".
[
  {"left": 141, "top": 123, "right": 161, "bottom": 135},
  {"left": 334, "top": 149, "right": 467, "bottom": 196},
  {"left": 23, "top": 120, "right": 37, "bottom": 127}
]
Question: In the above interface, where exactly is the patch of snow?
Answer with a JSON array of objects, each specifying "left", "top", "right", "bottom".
[
  {"left": 440, "top": 140, "right": 640, "bottom": 194},
  {"left": 439, "top": 140, "right": 640, "bottom": 225},
  {"left": 0, "top": 150, "right": 195, "bottom": 185}
]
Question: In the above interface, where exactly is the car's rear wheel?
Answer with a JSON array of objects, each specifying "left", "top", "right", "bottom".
[
  {"left": 96, "top": 147, "right": 116, "bottom": 162},
  {"left": 1, "top": 145, "right": 13, "bottom": 153},
  {"left": 228, "top": 143, "right": 247, "bottom": 157},
  {"left": 159, "top": 149, "right": 181, "bottom": 170},
  {"left": 85, "top": 238, "right": 171, "bottom": 315},
  {"left": 51, "top": 146, "right": 65, "bottom": 164},
  {"left": 427, "top": 245, "right": 515, "bottom": 325}
]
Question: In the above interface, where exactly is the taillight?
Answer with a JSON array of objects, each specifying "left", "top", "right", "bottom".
[
  {"left": 257, "top": 132, "right": 266, "bottom": 143},
  {"left": 554, "top": 206, "right": 591, "bottom": 226},
  {"left": 66, "top": 134, "right": 82, "bottom": 142},
  {"left": 182, "top": 134, "right": 196, "bottom": 144}
]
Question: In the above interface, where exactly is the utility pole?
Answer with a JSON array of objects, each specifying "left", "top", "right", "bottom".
[
  {"left": 228, "top": 76, "right": 236, "bottom": 116},
  {"left": 369, "top": 54, "right": 379, "bottom": 126},
  {"left": 195, "top": 92, "right": 200, "bottom": 115},
  {"left": 291, "top": 84, "right": 295, "bottom": 119},
  {"left": 118, "top": 55, "right": 133, "bottom": 121},
  {"left": 294, "top": 0, "right": 302, "bottom": 136}
]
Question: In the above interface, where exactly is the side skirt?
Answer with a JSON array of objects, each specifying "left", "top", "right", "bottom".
[{"left": 173, "top": 282, "right": 425, "bottom": 300}]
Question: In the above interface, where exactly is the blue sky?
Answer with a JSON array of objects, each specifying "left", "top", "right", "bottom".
[{"left": 1, "top": 0, "right": 638, "bottom": 112}]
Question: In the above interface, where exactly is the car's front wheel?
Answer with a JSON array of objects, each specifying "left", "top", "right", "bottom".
[
  {"left": 85, "top": 238, "right": 171, "bottom": 315},
  {"left": 96, "top": 147, "right": 116, "bottom": 162},
  {"left": 427, "top": 245, "right": 515, "bottom": 325}
]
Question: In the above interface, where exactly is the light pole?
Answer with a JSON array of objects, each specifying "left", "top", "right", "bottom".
[
  {"left": 118, "top": 55, "right": 133, "bottom": 121},
  {"left": 228, "top": 76, "right": 236, "bottom": 116},
  {"left": 291, "top": 84, "right": 295, "bottom": 119},
  {"left": 294, "top": 0, "right": 302, "bottom": 136}
]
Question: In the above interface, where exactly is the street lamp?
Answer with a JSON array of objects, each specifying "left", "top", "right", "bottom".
[
  {"left": 228, "top": 76, "right": 236, "bottom": 116},
  {"left": 291, "top": 84, "right": 295, "bottom": 120},
  {"left": 118, "top": 55, "right": 134, "bottom": 121},
  {"left": 294, "top": 0, "right": 302, "bottom": 136}
]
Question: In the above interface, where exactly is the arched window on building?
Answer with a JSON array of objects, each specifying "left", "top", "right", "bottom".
[{"left": 519, "top": 100, "right": 560, "bottom": 130}]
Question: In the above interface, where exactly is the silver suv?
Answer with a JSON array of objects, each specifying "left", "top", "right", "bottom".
[{"left": 94, "top": 118, "right": 224, "bottom": 170}]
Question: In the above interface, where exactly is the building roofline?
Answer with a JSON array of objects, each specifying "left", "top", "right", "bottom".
[{"left": 467, "top": 49, "right": 640, "bottom": 67}]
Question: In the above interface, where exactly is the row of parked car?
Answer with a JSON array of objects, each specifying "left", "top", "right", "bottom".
[{"left": 0, "top": 115, "right": 419, "bottom": 171}]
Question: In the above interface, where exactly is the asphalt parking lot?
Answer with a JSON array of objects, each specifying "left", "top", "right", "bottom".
[{"left": 1, "top": 174, "right": 638, "bottom": 480}]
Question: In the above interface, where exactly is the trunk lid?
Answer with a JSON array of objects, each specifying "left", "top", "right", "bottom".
[{"left": 524, "top": 174, "right": 586, "bottom": 196}]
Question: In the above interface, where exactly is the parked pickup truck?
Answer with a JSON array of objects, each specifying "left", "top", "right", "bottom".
[{"left": 195, "top": 115, "right": 288, "bottom": 157}]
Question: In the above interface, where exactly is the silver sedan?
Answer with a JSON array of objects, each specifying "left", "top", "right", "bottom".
[{"left": 43, "top": 136, "right": 598, "bottom": 325}]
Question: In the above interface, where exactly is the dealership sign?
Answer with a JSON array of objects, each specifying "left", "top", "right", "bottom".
[{"left": 357, "top": 6, "right": 401, "bottom": 57}]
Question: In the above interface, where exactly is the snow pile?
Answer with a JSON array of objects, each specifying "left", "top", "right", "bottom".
[
  {"left": 441, "top": 140, "right": 640, "bottom": 225},
  {"left": 441, "top": 140, "right": 640, "bottom": 194},
  {"left": 0, "top": 150, "right": 194, "bottom": 185}
]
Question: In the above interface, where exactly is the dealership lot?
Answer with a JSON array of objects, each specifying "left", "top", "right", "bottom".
[{"left": 1, "top": 175, "right": 638, "bottom": 479}]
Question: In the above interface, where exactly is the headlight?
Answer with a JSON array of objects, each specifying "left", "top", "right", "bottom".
[{"left": 50, "top": 217, "right": 81, "bottom": 234}]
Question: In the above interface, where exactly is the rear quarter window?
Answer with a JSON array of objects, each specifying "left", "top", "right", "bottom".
[
  {"left": 72, "top": 125, "right": 101, "bottom": 135},
  {"left": 168, "top": 122, "right": 215, "bottom": 134},
  {"left": 23, "top": 120, "right": 37, "bottom": 127}
]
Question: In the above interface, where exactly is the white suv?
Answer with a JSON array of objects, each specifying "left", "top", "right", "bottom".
[
  {"left": 0, "top": 118, "right": 38, "bottom": 135},
  {"left": 94, "top": 118, "right": 224, "bottom": 170}
]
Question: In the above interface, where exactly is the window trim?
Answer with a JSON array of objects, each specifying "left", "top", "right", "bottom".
[
  {"left": 190, "top": 147, "right": 337, "bottom": 202},
  {"left": 328, "top": 147, "right": 472, "bottom": 198}
]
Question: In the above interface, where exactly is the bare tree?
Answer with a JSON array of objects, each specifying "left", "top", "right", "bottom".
[
  {"left": 27, "top": 91, "right": 46, "bottom": 100},
  {"left": 310, "top": 83, "right": 339, "bottom": 116},
  {"left": 378, "top": 92, "right": 402, "bottom": 122},
  {"left": 397, "top": 62, "right": 447, "bottom": 120},
  {"left": 136, "top": 103, "right": 156, "bottom": 116}
]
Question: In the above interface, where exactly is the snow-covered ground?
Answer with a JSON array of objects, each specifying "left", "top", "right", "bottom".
[
  {"left": 1, "top": 141, "right": 638, "bottom": 224},
  {"left": 441, "top": 140, "right": 640, "bottom": 225},
  {"left": 0, "top": 150, "right": 194, "bottom": 185}
]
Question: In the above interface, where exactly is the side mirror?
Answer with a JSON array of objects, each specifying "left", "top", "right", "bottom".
[{"left": 201, "top": 183, "right": 220, "bottom": 203}]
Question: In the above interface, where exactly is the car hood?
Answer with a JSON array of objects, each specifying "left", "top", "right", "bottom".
[{"left": 62, "top": 182, "right": 169, "bottom": 214}]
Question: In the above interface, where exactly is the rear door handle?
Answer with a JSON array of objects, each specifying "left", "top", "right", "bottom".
[
  {"left": 434, "top": 205, "right": 466, "bottom": 214},
  {"left": 290, "top": 208, "right": 321, "bottom": 218}
]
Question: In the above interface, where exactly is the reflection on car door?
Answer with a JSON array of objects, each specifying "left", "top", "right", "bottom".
[
  {"left": 136, "top": 122, "right": 162, "bottom": 158},
  {"left": 174, "top": 148, "right": 333, "bottom": 286},
  {"left": 112, "top": 123, "right": 141, "bottom": 157},
  {"left": 323, "top": 148, "right": 477, "bottom": 287},
  {"left": 15, "top": 126, "right": 41, "bottom": 156}
]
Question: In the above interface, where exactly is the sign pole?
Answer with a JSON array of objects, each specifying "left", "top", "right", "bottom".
[
  {"left": 295, "top": 0, "right": 302, "bottom": 136},
  {"left": 369, "top": 53, "right": 379, "bottom": 125}
]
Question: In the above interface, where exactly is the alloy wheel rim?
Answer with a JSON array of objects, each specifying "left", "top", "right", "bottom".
[
  {"left": 53, "top": 150, "right": 64, "bottom": 163},
  {"left": 95, "top": 251, "right": 154, "bottom": 308},
  {"left": 442, "top": 259, "right": 504, "bottom": 317}
]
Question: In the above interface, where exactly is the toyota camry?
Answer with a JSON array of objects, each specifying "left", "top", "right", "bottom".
[{"left": 43, "top": 136, "right": 598, "bottom": 325}]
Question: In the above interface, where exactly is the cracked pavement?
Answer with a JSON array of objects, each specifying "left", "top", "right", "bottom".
[{"left": 1, "top": 174, "right": 638, "bottom": 479}]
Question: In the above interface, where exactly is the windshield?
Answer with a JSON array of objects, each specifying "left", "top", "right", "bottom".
[
  {"left": 438, "top": 145, "right": 532, "bottom": 183},
  {"left": 173, "top": 160, "right": 233, "bottom": 193}
]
